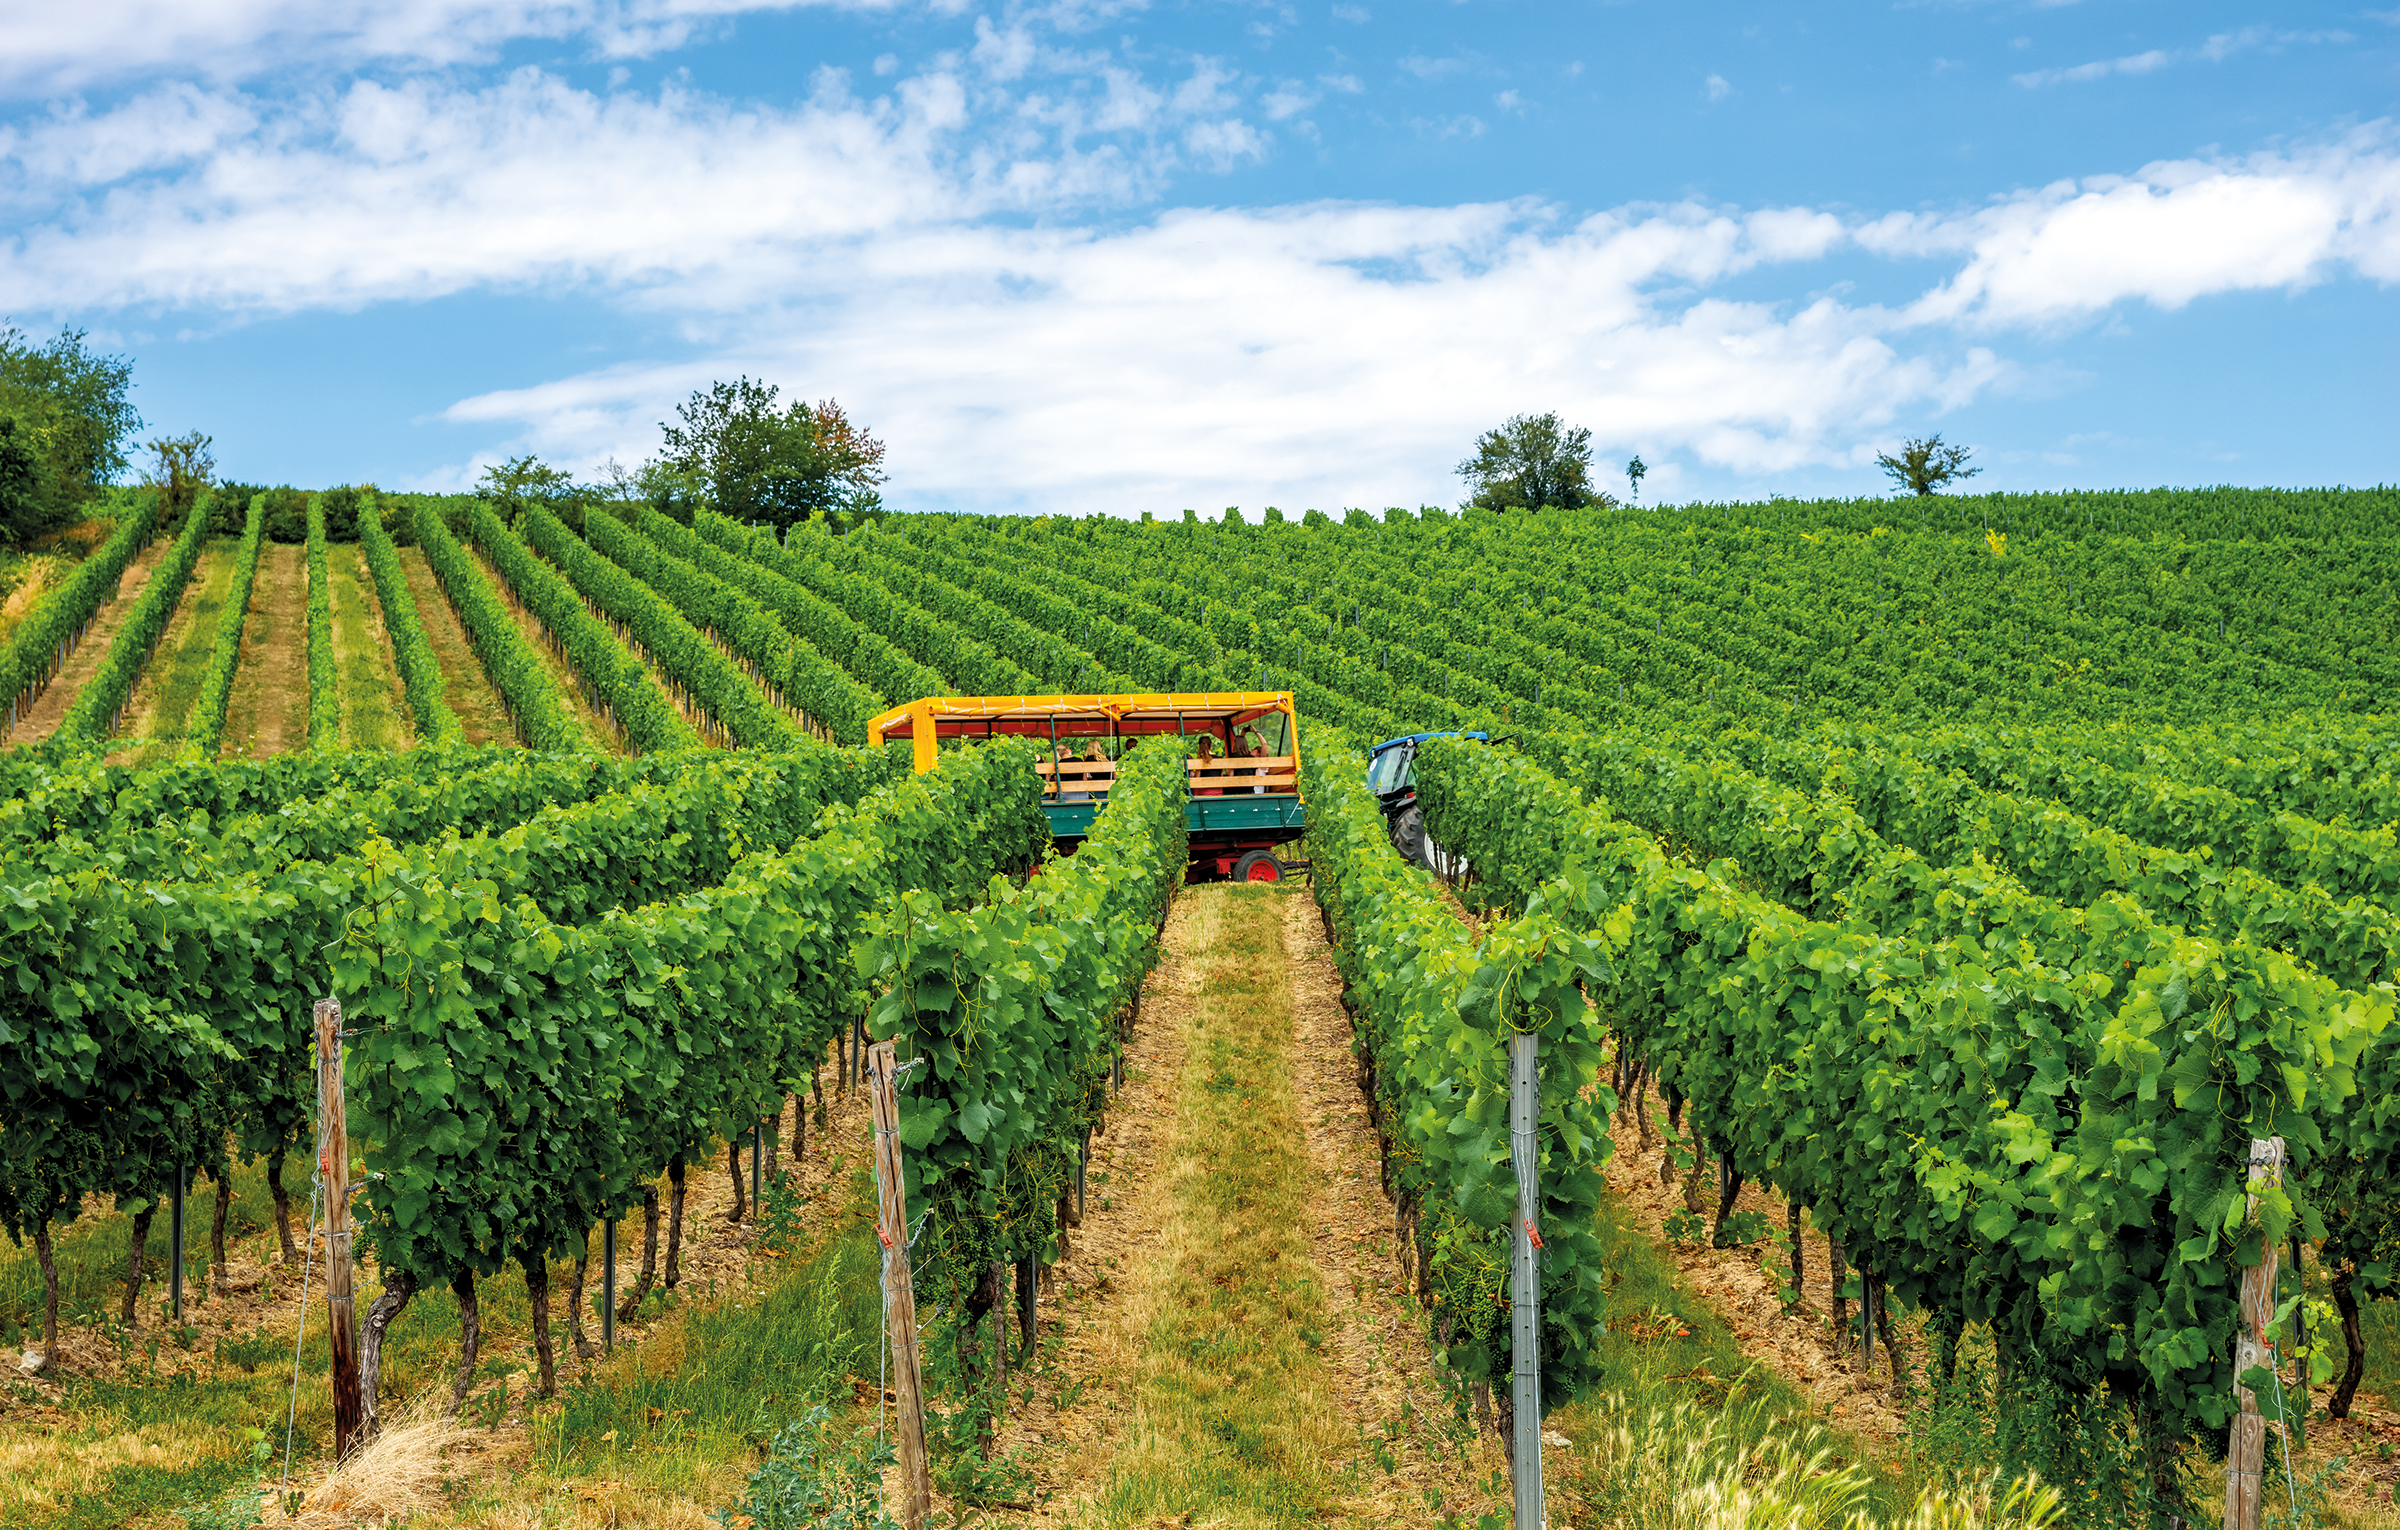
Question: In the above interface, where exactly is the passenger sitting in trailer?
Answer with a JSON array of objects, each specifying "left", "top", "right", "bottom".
[{"left": 1192, "top": 735, "right": 1222, "bottom": 795}]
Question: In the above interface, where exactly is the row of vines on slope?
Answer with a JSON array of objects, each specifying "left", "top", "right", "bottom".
[
  {"left": 307, "top": 492, "right": 338, "bottom": 749},
  {"left": 467, "top": 503, "right": 697, "bottom": 753},
  {"left": 863, "top": 736, "right": 1185, "bottom": 1446},
  {"left": 358, "top": 494, "right": 462, "bottom": 747},
  {"left": 0, "top": 738, "right": 924, "bottom": 1370},
  {"left": 55, "top": 486, "right": 214, "bottom": 745},
  {"left": 1413, "top": 734, "right": 2397, "bottom": 1452},
  {"left": 407, "top": 498, "right": 585, "bottom": 751},
  {"left": 186, "top": 493, "right": 266, "bottom": 760},
  {"left": 1300, "top": 728, "right": 1618, "bottom": 1449},
  {"left": 1, "top": 491, "right": 161, "bottom": 733}
]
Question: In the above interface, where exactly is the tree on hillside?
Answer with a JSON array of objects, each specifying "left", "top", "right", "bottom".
[
  {"left": 142, "top": 432, "right": 213, "bottom": 528},
  {"left": 477, "top": 454, "right": 581, "bottom": 525},
  {"left": 657, "top": 378, "right": 887, "bottom": 529},
  {"left": 1457, "top": 412, "right": 1613, "bottom": 511},
  {"left": 0, "top": 326, "right": 143, "bottom": 543},
  {"left": 1877, "top": 434, "right": 1980, "bottom": 496}
]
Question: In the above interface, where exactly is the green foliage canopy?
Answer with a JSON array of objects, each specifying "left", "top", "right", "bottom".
[
  {"left": 658, "top": 377, "right": 887, "bottom": 529},
  {"left": 1457, "top": 411, "right": 1610, "bottom": 511},
  {"left": 0, "top": 326, "right": 143, "bottom": 543}
]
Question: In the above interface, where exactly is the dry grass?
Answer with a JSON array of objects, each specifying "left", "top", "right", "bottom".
[
  {"left": 270, "top": 1390, "right": 473, "bottom": 1528},
  {"left": 0, "top": 554, "right": 67, "bottom": 647}
]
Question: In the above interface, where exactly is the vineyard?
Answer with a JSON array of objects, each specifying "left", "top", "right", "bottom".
[{"left": 0, "top": 483, "right": 2397, "bottom": 1529}]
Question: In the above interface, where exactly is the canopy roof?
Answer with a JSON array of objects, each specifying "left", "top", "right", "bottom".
[{"left": 867, "top": 692, "right": 1298, "bottom": 773}]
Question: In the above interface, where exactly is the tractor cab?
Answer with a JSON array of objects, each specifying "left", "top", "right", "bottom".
[
  {"left": 865, "top": 692, "right": 1308, "bottom": 883},
  {"left": 1366, "top": 731, "right": 1483, "bottom": 872}
]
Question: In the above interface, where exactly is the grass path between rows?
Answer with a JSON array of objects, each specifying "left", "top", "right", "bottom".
[
  {"left": 218, "top": 544, "right": 309, "bottom": 758},
  {"left": 104, "top": 544, "right": 237, "bottom": 766},
  {"left": 7, "top": 534, "right": 175, "bottom": 747},
  {"left": 977, "top": 882, "right": 1502, "bottom": 1527},
  {"left": 328, "top": 543, "right": 412, "bottom": 749}
]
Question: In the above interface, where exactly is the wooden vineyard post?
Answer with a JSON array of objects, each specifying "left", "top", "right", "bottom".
[
  {"left": 316, "top": 997, "right": 362, "bottom": 1463},
  {"left": 865, "top": 1042, "right": 932, "bottom": 1529},
  {"left": 1508, "top": 1028, "right": 1544, "bottom": 1530},
  {"left": 2225, "top": 1136, "right": 2285, "bottom": 1530}
]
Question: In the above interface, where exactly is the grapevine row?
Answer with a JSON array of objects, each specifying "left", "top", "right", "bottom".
[
  {"left": 186, "top": 492, "right": 266, "bottom": 761},
  {"left": 466, "top": 504, "right": 698, "bottom": 753},
  {"left": 407, "top": 498, "right": 585, "bottom": 751},
  {"left": 306, "top": 492, "right": 338, "bottom": 750},
  {"left": 357, "top": 494, "right": 463, "bottom": 746}
]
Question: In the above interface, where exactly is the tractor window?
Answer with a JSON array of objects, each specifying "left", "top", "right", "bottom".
[{"left": 1367, "top": 747, "right": 1409, "bottom": 794}]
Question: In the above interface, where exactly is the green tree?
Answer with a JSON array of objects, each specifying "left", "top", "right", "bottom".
[
  {"left": 142, "top": 431, "right": 213, "bottom": 529},
  {"left": 657, "top": 378, "right": 887, "bottom": 530},
  {"left": 476, "top": 454, "right": 581, "bottom": 525},
  {"left": 0, "top": 326, "right": 143, "bottom": 543},
  {"left": 1457, "top": 412, "right": 1610, "bottom": 511},
  {"left": 1876, "top": 434, "right": 1980, "bottom": 496}
]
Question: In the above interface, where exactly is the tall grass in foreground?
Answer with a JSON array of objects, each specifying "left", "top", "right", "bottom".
[{"left": 1567, "top": 1394, "right": 2063, "bottom": 1530}]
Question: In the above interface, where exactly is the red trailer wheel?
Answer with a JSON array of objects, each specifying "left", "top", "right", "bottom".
[{"left": 1234, "top": 850, "right": 1282, "bottom": 883}]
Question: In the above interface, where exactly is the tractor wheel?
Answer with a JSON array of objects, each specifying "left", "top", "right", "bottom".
[
  {"left": 1233, "top": 850, "right": 1283, "bottom": 883},
  {"left": 1389, "top": 805, "right": 1428, "bottom": 867}
]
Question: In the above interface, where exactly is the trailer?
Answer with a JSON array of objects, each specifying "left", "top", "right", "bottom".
[{"left": 865, "top": 691, "right": 1307, "bottom": 882}]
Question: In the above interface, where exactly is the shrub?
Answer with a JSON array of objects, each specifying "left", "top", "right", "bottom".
[
  {"left": 319, "top": 485, "right": 361, "bottom": 543},
  {"left": 262, "top": 486, "right": 308, "bottom": 544}
]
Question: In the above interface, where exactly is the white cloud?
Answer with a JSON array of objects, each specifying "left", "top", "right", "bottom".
[
  {"left": 0, "top": 0, "right": 893, "bottom": 97},
  {"left": 1704, "top": 73, "right": 1732, "bottom": 102},
  {"left": 1262, "top": 82, "right": 1318, "bottom": 121},
  {"left": 2013, "top": 25, "right": 2348, "bottom": 87},
  {"left": 3, "top": 58, "right": 2394, "bottom": 513},
  {"left": 1329, "top": 3, "right": 1367, "bottom": 20},
  {"left": 436, "top": 201, "right": 2012, "bottom": 509},
  {"left": 1863, "top": 129, "right": 2400, "bottom": 324}
]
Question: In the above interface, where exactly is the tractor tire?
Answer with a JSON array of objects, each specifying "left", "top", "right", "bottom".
[
  {"left": 1389, "top": 804, "right": 1429, "bottom": 868},
  {"left": 1233, "top": 850, "right": 1283, "bottom": 883}
]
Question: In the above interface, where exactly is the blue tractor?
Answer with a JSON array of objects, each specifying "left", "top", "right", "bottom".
[{"left": 1366, "top": 731, "right": 1483, "bottom": 872}]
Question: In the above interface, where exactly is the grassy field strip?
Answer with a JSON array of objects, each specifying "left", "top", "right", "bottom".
[
  {"left": 216, "top": 544, "right": 309, "bottom": 759},
  {"left": 100, "top": 545, "right": 237, "bottom": 766},
  {"left": 6, "top": 535, "right": 175, "bottom": 746},
  {"left": 327, "top": 543, "right": 413, "bottom": 749},
  {"left": 986, "top": 884, "right": 1492, "bottom": 1527},
  {"left": 394, "top": 545, "right": 523, "bottom": 747}
]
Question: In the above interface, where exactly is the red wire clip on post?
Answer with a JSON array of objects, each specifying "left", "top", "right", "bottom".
[{"left": 1525, "top": 1219, "right": 1544, "bottom": 1250}]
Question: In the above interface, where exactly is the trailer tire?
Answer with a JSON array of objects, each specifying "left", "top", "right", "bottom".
[{"left": 1233, "top": 850, "right": 1283, "bottom": 883}]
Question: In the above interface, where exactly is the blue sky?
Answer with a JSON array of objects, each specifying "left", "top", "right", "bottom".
[{"left": 2, "top": 0, "right": 2393, "bottom": 514}]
